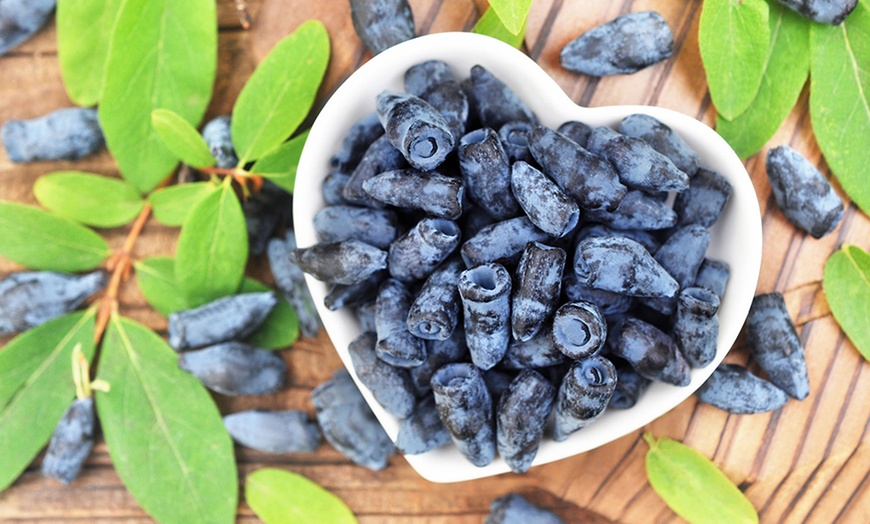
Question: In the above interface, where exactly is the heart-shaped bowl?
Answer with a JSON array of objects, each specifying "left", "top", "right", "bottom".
[{"left": 294, "top": 32, "right": 762, "bottom": 483}]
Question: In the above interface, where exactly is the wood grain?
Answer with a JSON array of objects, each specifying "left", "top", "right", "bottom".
[{"left": 1, "top": 0, "right": 869, "bottom": 522}]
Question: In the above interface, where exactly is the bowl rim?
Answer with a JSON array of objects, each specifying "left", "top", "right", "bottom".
[{"left": 294, "top": 31, "right": 762, "bottom": 483}]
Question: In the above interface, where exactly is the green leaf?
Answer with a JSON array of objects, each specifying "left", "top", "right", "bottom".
[
  {"left": 472, "top": 6, "right": 526, "bottom": 48},
  {"left": 97, "top": 315, "right": 237, "bottom": 524},
  {"left": 249, "top": 131, "right": 309, "bottom": 193},
  {"left": 240, "top": 278, "right": 299, "bottom": 349},
  {"left": 0, "top": 311, "right": 96, "bottom": 492},
  {"left": 231, "top": 20, "right": 329, "bottom": 164},
  {"left": 486, "top": 0, "right": 533, "bottom": 36},
  {"left": 151, "top": 109, "right": 217, "bottom": 169},
  {"left": 33, "top": 171, "right": 145, "bottom": 228},
  {"left": 149, "top": 181, "right": 219, "bottom": 227},
  {"left": 246, "top": 468, "right": 357, "bottom": 524},
  {"left": 716, "top": 3, "right": 809, "bottom": 159},
  {"left": 644, "top": 433, "right": 758, "bottom": 524},
  {"left": 56, "top": 0, "right": 124, "bottom": 106},
  {"left": 134, "top": 256, "right": 189, "bottom": 316},
  {"left": 0, "top": 201, "right": 110, "bottom": 271},
  {"left": 823, "top": 245, "right": 870, "bottom": 360},
  {"left": 810, "top": 0, "right": 870, "bottom": 213},
  {"left": 699, "top": 0, "right": 770, "bottom": 120},
  {"left": 175, "top": 180, "right": 248, "bottom": 307},
  {"left": 99, "top": 0, "right": 217, "bottom": 193}
]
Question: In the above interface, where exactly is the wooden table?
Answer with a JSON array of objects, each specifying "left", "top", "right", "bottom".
[{"left": 1, "top": 1, "right": 868, "bottom": 522}]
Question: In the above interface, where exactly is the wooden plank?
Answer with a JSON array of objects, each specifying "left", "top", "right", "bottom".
[{"left": 1, "top": 0, "right": 869, "bottom": 522}]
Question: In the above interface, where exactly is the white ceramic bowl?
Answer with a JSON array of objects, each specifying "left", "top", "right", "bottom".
[{"left": 294, "top": 32, "right": 762, "bottom": 483}]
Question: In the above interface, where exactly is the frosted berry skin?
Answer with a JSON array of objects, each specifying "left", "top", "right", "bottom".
[
  {"left": 553, "top": 356, "right": 617, "bottom": 441},
  {"left": 313, "top": 205, "right": 399, "bottom": 249},
  {"left": 527, "top": 125, "right": 627, "bottom": 212},
  {"left": 498, "top": 121, "right": 535, "bottom": 163},
  {"left": 573, "top": 236, "right": 679, "bottom": 298},
  {"left": 608, "top": 358, "right": 651, "bottom": 409},
  {"left": 404, "top": 60, "right": 456, "bottom": 97},
  {"left": 290, "top": 239, "right": 388, "bottom": 286},
  {"left": 586, "top": 126, "right": 689, "bottom": 193},
  {"left": 363, "top": 168, "right": 464, "bottom": 219},
  {"left": 573, "top": 222, "right": 661, "bottom": 255},
  {"left": 178, "top": 342, "right": 286, "bottom": 396},
  {"left": 501, "top": 325, "right": 568, "bottom": 370},
  {"left": 461, "top": 65, "right": 538, "bottom": 129},
  {"left": 461, "top": 216, "right": 551, "bottom": 267},
  {"left": 167, "top": 292, "right": 278, "bottom": 351},
  {"left": 556, "top": 120, "right": 593, "bottom": 148},
  {"left": 404, "top": 62, "right": 469, "bottom": 140},
  {"left": 324, "top": 271, "right": 386, "bottom": 312},
  {"left": 430, "top": 363, "right": 496, "bottom": 467},
  {"left": 497, "top": 369, "right": 556, "bottom": 473},
  {"left": 776, "top": 0, "right": 858, "bottom": 24},
  {"left": 266, "top": 233, "right": 322, "bottom": 338},
  {"left": 396, "top": 396, "right": 452, "bottom": 455},
  {"left": 223, "top": 410, "right": 321, "bottom": 453},
  {"left": 0, "top": 0, "right": 55, "bottom": 56},
  {"left": 552, "top": 301, "right": 607, "bottom": 360},
  {"left": 0, "top": 270, "right": 105, "bottom": 336},
  {"left": 331, "top": 112, "right": 384, "bottom": 171},
  {"left": 511, "top": 161, "right": 580, "bottom": 238},
  {"left": 41, "top": 398, "right": 95, "bottom": 484},
  {"left": 458, "top": 128, "right": 518, "bottom": 220},
  {"left": 375, "top": 279, "right": 427, "bottom": 367},
  {"left": 322, "top": 171, "right": 350, "bottom": 205},
  {"left": 562, "top": 272, "right": 635, "bottom": 317},
  {"left": 694, "top": 258, "right": 731, "bottom": 300},
  {"left": 410, "top": 326, "right": 468, "bottom": 395},
  {"left": 2, "top": 107, "right": 104, "bottom": 163},
  {"left": 458, "top": 263, "right": 513, "bottom": 370},
  {"left": 673, "top": 168, "right": 733, "bottom": 228},
  {"left": 610, "top": 317, "right": 691, "bottom": 386},
  {"left": 312, "top": 370, "right": 395, "bottom": 471},
  {"left": 696, "top": 364, "right": 789, "bottom": 414},
  {"left": 343, "top": 135, "right": 406, "bottom": 207},
  {"left": 642, "top": 224, "right": 711, "bottom": 315},
  {"left": 673, "top": 287, "right": 720, "bottom": 368},
  {"left": 559, "top": 11, "right": 674, "bottom": 76},
  {"left": 619, "top": 113, "right": 700, "bottom": 177},
  {"left": 349, "top": 0, "right": 414, "bottom": 54},
  {"left": 584, "top": 190, "right": 677, "bottom": 231},
  {"left": 765, "top": 145, "right": 844, "bottom": 238},
  {"left": 388, "top": 218, "right": 461, "bottom": 282},
  {"left": 746, "top": 293, "right": 810, "bottom": 400},
  {"left": 201, "top": 115, "right": 238, "bottom": 168},
  {"left": 406, "top": 258, "right": 464, "bottom": 341},
  {"left": 511, "top": 242, "right": 567, "bottom": 342},
  {"left": 376, "top": 90, "right": 455, "bottom": 171},
  {"left": 348, "top": 331, "right": 416, "bottom": 418},
  {"left": 486, "top": 493, "right": 566, "bottom": 524}
]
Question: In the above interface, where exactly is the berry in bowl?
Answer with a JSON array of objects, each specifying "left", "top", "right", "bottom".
[{"left": 293, "top": 32, "right": 762, "bottom": 483}]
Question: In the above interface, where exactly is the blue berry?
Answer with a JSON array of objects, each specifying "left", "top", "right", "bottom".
[
  {"left": 410, "top": 326, "right": 468, "bottom": 395},
  {"left": 497, "top": 369, "right": 555, "bottom": 473},
  {"left": 462, "top": 65, "right": 537, "bottom": 129},
  {"left": 223, "top": 410, "right": 321, "bottom": 453},
  {"left": 376, "top": 90, "right": 455, "bottom": 171},
  {"left": 586, "top": 126, "right": 689, "bottom": 192},
  {"left": 608, "top": 358, "right": 651, "bottom": 409},
  {"left": 0, "top": 0, "right": 55, "bottom": 56},
  {"left": 694, "top": 258, "right": 730, "bottom": 300},
  {"left": 323, "top": 271, "right": 386, "bottom": 312},
  {"left": 553, "top": 356, "right": 617, "bottom": 441},
  {"left": 746, "top": 293, "right": 809, "bottom": 400},
  {"left": 343, "top": 135, "right": 406, "bottom": 207},
  {"left": 610, "top": 317, "right": 691, "bottom": 386},
  {"left": 486, "top": 493, "right": 566, "bottom": 524},
  {"left": 0, "top": 270, "right": 105, "bottom": 336},
  {"left": 178, "top": 342, "right": 286, "bottom": 396},
  {"left": 266, "top": 233, "right": 322, "bottom": 338},
  {"left": 406, "top": 258, "right": 464, "bottom": 341},
  {"left": 363, "top": 168, "right": 464, "bottom": 219},
  {"left": 528, "top": 125, "right": 627, "bottom": 212},
  {"left": 511, "top": 161, "right": 580, "bottom": 238},
  {"left": 459, "top": 263, "right": 512, "bottom": 370},
  {"left": 458, "top": 128, "right": 518, "bottom": 220},
  {"left": 556, "top": 120, "right": 592, "bottom": 149},
  {"left": 375, "top": 279, "right": 427, "bottom": 367},
  {"left": 511, "top": 242, "right": 566, "bottom": 341},
  {"left": 167, "top": 292, "right": 278, "bottom": 351},
  {"left": 498, "top": 121, "right": 535, "bottom": 163},
  {"left": 552, "top": 301, "right": 607, "bottom": 359},
  {"left": 584, "top": 189, "right": 677, "bottom": 231},
  {"left": 331, "top": 112, "right": 384, "bottom": 171},
  {"left": 201, "top": 115, "right": 238, "bottom": 168},
  {"left": 560, "top": 11, "right": 674, "bottom": 76},
  {"left": 396, "top": 396, "right": 452, "bottom": 454},
  {"left": 322, "top": 171, "right": 350, "bottom": 205},
  {"left": 673, "top": 287, "right": 720, "bottom": 368},
  {"left": 348, "top": 331, "right": 416, "bottom": 418},
  {"left": 2, "top": 107, "right": 104, "bottom": 163},
  {"left": 349, "top": 0, "right": 415, "bottom": 54},
  {"left": 619, "top": 113, "right": 700, "bottom": 177},
  {"left": 766, "top": 145, "right": 844, "bottom": 238},
  {"left": 573, "top": 236, "right": 679, "bottom": 298},
  {"left": 389, "top": 218, "right": 461, "bottom": 282},
  {"left": 313, "top": 205, "right": 399, "bottom": 249},
  {"left": 776, "top": 0, "right": 857, "bottom": 24},
  {"left": 291, "top": 240, "right": 388, "bottom": 286},
  {"left": 673, "top": 168, "right": 732, "bottom": 228},
  {"left": 461, "top": 216, "right": 551, "bottom": 267},
  {"left": 696, "top": 364, "right": 789, "bottom": 414},
  {"left": 430, "top": 363, "right": 496, "bottom": 467},
  {"left": 41, "top": 398, "right": 95, "bottom": 484},
  {"left": 501, "top": 325, "right": 568, "bottom": 370},
  {"left": 562, "top": 273, "right": 635, "bottom": 317}
]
